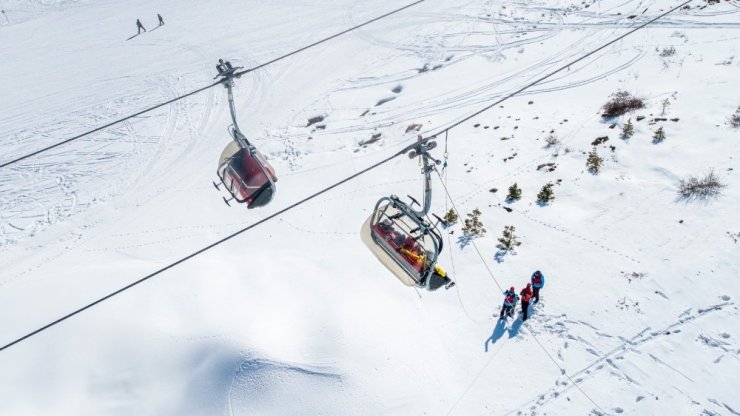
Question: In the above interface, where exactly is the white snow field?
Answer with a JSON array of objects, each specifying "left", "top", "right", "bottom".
[{"left": 1, "top": 0, "right": 739, "bottom": 414}]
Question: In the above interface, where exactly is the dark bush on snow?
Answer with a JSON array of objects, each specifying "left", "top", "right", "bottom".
[
  {"left": 729, "top": 106, "right": 740, "bottom": 128},
  {"left": 601, "top": 91, "right": 645, "bottom": 118},
  {"left": 677, "top": 170, "right": 726, "bottom": 200}
]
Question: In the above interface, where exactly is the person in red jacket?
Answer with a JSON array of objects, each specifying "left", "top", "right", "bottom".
[{"left": 519, "top": 283, "right": 534, "bottom": 321}]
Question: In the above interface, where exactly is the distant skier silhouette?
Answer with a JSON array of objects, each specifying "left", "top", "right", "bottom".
[
  {"left": 136, "top": 19, "right": 146, "bottom": 34},
  {"left": 157, "top": 13, "right": 164, "bottom": 26}
]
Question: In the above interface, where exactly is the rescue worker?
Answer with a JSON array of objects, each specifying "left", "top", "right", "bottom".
[
  {"left": 399, "top": 247, "right": 425, "bottom": 271},
  {"left": 499, "top": 286, "right": 519, "bottom": 320},
  {"left": 531, "top": 270, "right": 545, "bottom": 303},
  {"left": 519, "top": 283, "right": 534, "bottom": 321}
]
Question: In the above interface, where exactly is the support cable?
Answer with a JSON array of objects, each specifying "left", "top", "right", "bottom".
[
  {"left": 0, "top": 1, "right": 690, "bottom": 356},
  {"left": 0, "top": 0, "right": 427, "bottom": 169},
  {"left": 0, "top": 149, "right": 403, "bottom": 352}
]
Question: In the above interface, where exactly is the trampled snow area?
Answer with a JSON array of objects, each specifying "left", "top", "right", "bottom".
[{"left": 1, "top": 0, "right": 739, "bottom": 414}]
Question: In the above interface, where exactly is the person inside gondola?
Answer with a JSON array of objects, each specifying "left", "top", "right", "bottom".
[{"left": 399, "top": 246, "right": 425, "bottom": 271}]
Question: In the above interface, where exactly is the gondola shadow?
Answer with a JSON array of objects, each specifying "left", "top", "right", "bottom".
[{"left": 484, "top": 317, "right": 507, "bottom": 352}]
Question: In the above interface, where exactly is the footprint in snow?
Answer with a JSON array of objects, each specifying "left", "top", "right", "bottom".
[{"left": 375, "top": 96, "right": 396, "bottom": 106}]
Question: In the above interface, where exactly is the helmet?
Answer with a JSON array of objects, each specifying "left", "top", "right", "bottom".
[
  {"left": 534, "top": 270, "right": 542, "bottom": 276},
  {"left": 509, "top": 286, "right": 515, "bottom": 291}
]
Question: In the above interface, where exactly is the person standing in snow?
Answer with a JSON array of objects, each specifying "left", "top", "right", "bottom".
[
  {"left": 499, "top": 286, "right": 519, "bottom": 320},
  {"left": 519, "top": 283, "right": 534, "bottom": 321},
  {"left": 531, "top": 270, "right": 545, "bottom": 303},
  {"left": 157, "top": 13, "right": 164, "bottom": 26},
  {"left": 136, "top": 18, "right": 146, "bottom": 34}
]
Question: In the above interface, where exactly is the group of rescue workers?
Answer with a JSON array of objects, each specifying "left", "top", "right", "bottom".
[{"left": 500, "top": 270, "right": 545, "bottom": 321}]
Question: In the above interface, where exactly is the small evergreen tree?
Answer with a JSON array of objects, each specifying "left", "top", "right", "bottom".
[
  {"left": 730, "top": 106, "right": 740, "bottom": 128},
  {"left": 652, "top": 126, "right": 666, "bottom": 143},
  {"left": 586, "top": 149, "right": 603, "bottom": 174},
  {"left": 506, "top": 183, "right": 522, "bottom": 202},
  {"left": 461, "top": 208, "right": 486, "bottom": 238},
  {"left": 537, "top": 182, "right": 555, "bottom": 204},
  {"left": 497, "top": 225, "right": 521, "bottom": 252},
  {"left": 442, "top": 208, "right": 458, "bottom": 226},
  {"left": 621, "top": 119, "right": 634, "bottom": 138}
]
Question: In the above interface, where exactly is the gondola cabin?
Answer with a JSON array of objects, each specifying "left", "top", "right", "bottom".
[
  {"left": 361, "top": 195, "right": 447, "bottom": 290},
  {"left": 217, "top": 139, "right": 277, "bottom": 209}
]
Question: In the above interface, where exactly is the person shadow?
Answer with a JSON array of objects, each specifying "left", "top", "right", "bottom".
[
  {"left": 484, "top": 313, "right": 525, "bottom": 352},
  {"left": 508, "top": 316, "right": 523, "bottom": 338},
  {"left": 484, "top": 317, "right": 507, "bottom": 352},
  {"left": 126, "top": 33, "right": 141, "bottom": 41}
]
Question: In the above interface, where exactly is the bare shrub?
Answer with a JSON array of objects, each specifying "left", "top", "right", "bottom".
[
  {"left": 601, "top": 91, "right": 645, "bottom": 118},
  {"left": 658, "top": 46, "right": 676, "bottom": 57},
  {"left": 544, "top": 134, "right": 560, "bottom": 148},
  {"left": 677, "top": 170, "right": 726, "bottom": 200}
]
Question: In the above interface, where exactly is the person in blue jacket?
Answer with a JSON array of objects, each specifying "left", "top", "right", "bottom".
[
  {"left": 499, "top": 286, "right": 519, "bottom": 320},
  {"left": 531, "top": 270, "right": 545, "bottom": 303}
]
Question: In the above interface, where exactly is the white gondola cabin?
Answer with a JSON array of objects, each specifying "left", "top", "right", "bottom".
[{"left": 361, "top": 138, "right": 453, "bottom": 291}]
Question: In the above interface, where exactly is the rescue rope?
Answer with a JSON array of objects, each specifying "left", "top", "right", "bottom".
[{"left": 434, "top": 168, "right": 610, "bottom": 415}]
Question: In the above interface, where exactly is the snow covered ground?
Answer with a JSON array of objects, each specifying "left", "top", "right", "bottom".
[{"left": 1, "top": 0, "right": 739, "bottom": 414}]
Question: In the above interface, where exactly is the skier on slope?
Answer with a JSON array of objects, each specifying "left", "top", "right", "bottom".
[
  {"left": 519, "top": 283, "right": 534, "bottom": 321},
  {"left": 531, "top": 270, "right": 545, "bottom": 303},
  {"left": 136, "top": 18, "right": 146, "bottom": 34},
  {"left": 157, "top": 13, "right": 164, "bottom": 26},
  {"left": 499, "top": 286, "right": 519, "bottom": 320}
]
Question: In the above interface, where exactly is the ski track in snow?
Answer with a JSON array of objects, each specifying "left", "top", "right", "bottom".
[{"left": 506, "top": 301, "right": 736, "bottom": 415}]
